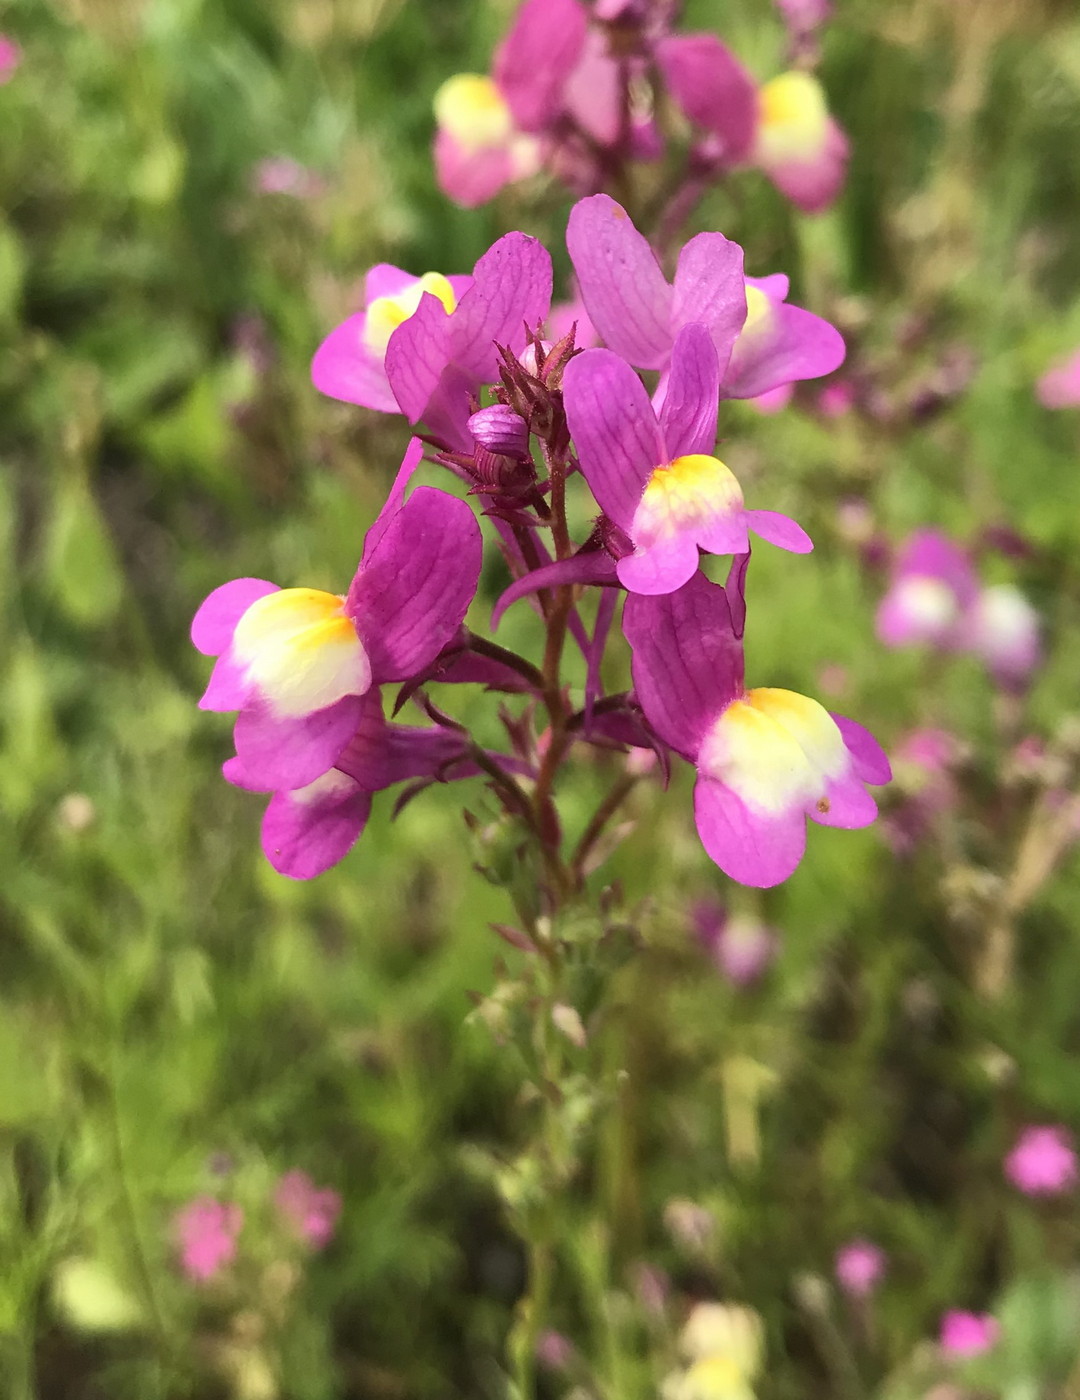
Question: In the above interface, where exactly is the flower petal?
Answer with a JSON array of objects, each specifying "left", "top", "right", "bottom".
[
  {"left": 261, "top": 773, "right": 373, "bottom": 879},
  {"left": 623, "top": 571, "right": 743, "bottom": 758},
  {"left": 336, "top": 691, "right": 468, "bottom": 789},
  {"left": 433, "top": 128, "right": 517, "bottom": 209},
  {"left": 694, "top": 775, "right": 807, "bottom": 887},
  {"left": 831, "top": 713, "right": 893, "bottom": 785},
  {"left": 744, "top": 509, "right": 813, "bottom": 553},
  {"left": 658, "top": 323, "right": 721, "bottom": 458},
  {"left": 347, "top": 487, "right": 481, "bottom": 682},
  {"left": 562, "top": 347, "right": 663, "bottom": 528},
  {"left": 450, "top": 232, "right": 553, "bottom": 381},
  {"left": 617, "top": 533, "right": 701, "bottom": 595},
  {"left": 493, "top": 0, "right": 588, "bottom": 132},
  {"left": 384, "top": 291, "right": 454, "bottom": 423},
  {"left": 810, "top": 773, "right": 878, "bottom": 828},
  {"left": 566, "top": 195, "right": 674, "bottom": 369},
  {"left": 723, "top": 300, "right": 845, "bottom": 400},
  {"left": 199, "top": 651, "right": 249, "bottom": 712},
  {"left": 362, "top": 437, "right": 425, "bottom": 562},
  {"left": 672, "top": 232, "right": 746, "bottom": 377},
  {"left": 656, "top": 34, "right": 758, "bottom": 163},
  {"left": 492, "top": 551, "right": 617, "bottom": 630},
  {"left": 311, "top": 313, "right": 402, "bottom": 413},
  {"left": 192, "top": 579, "right": 279, "bottom": 656},
  {"left": 234, "top": 693, "right": 365, "bottom": 792}
]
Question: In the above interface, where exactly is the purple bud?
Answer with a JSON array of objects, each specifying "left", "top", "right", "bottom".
[{"left": 469, "top": 405, "right": 530, "bottom": 459}]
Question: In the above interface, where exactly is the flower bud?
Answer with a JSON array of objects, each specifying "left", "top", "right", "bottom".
[{"left": 468, "top": 405, "right": 530, "bottom": 459}]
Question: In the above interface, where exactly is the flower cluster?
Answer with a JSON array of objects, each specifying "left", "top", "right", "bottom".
[
  {"left": 431, "top": 0, "right": 848, "bottom": 214},
  {"left": 876, "top": 529, "right": 1041, "bottom": 691},
  {"left": 173, "top": 1171, "right": 341, "bottom": 1284},
  {"left": 195, "top": 194, "right": 890, "bottom": 889}
]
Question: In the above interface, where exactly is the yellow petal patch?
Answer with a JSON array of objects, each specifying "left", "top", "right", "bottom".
[
  {"left": 633, "top": 455, "right": 743, "bottom": 547},
  {"left": 755, "top": 71, "right": 829, "bottom": 166},
  {"left": 733, "top": 284, "right": 776, "bottom": 356},
  {"left": 434, "top": 73, "right": 514, "bottom": 153},
  {"left": 364, "top": 272, "right": 458, "bottom": 356},
  {"left": 698, "top": 687, "right": 847, "bottom": 815},
  {"left": 232, "top": 588, "right": 371, "bottom": 719}
]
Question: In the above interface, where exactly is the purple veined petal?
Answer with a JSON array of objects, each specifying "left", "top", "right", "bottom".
[
  {"left": 491, "top": 551, "right": 618, "bottom": 630},
  {"left": 658, "top": 323, "right": 721, "bottom": 458},
  {"left": 234, "top": 692, "right": 365, "bottom": 792},
  {"left": 422, "top": 366, "right": 475, "bottom": 453},
  {"left": 362, "top": 437, "right": 425, "bottom": 563},
  {"left": 262, "top": 774, "right": 373, "bottom": 879},
  {"left": 384, "top": 291, "right": 454, "bottom": 424},
  {"left": 693, "top": 511, "right": 752, "bottom": 559},
  {"left": 744, "top": 509, "right": 813, "bottom": 553},
  {"left": 672, "top": 232, "right": 747, "bottom": 377},
  {"left": 566, "top": 195, "right": 674, "bottom": 370},
  {"left": 725, "top": 551, "right": 751, "bottom": 640},
  {"left": 434, "top": 128, "right": 517, "bottom": 210},
  {"left": 693, "top": 775, "right": 807, "bottom": 887},
  {"left": 348, "top": 487, "right": 481, "bottom": 682},
  {"left": 562, "top": 348, "right": 663, "bottom": 527},
  {"left": 562, "top": 30, "right": 623, "bottom": 146},
  {"left": 450, "top": 232, "right": 554, "bottom": 381},
  {"left": 655, "top": 34, "right": 758, "bottom": 164},
  {"left": 810, "top": 772, "right": 878, "bottom": 828},
  {"left": 192, "top": 578, "right": 279, "bottom": 656},
  {"left": 723, "top": 301, "right": 845, "bottom": 400},
  {"left": 336, "top": 690, "right": 468, "bottom": 790},
  {"left": 617, "top": 532, "right": 701, "bottom": 595},
  {"left": 494, "top": 0, "right": 588, "bottom": 132},
  {"left": 364, "top": 263, "right": 415, "bottom": 303},
  {"left": 623, "top": 571, "right": 743, "bottom": 758},
  {"left": 199, "top": 651, "right": 249, "bottom": 712},
  {"left": 832, "top": 713, "right": 893, "bottom": 785},
  {"left": 311, "top": 313, "right": 402, "bottom": 414}
]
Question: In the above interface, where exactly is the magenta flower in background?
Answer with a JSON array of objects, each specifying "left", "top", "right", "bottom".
[
  {"left": 0, "top": 36, "right": 21, "bottom": 83},
  {"left": 274, "top": 1170, "right": 342, "bottom": 1248},
  {"left": 1004, "top": 1125, "right": 1078, "bottom": 1196},
  {"left": 818, "top": 379, "right": 856, "bottom": 417},
  {"left": 693, "top": 902, "right": 779, "bottom": 985},
  {"left": 562, "top": 323, "right": 812, "bottom": 595},
  {"left": 834, "top": 1239, "right": 886, "bottom": 1298},
  {"left": 174, "top": 1197, "right": 243, "bottom": 1283},
  {"left": 963, "top": 584, "right": 1040, "bottom": 690},
  {"left": 656, "top": 33, "right": 758, "bottom": 169},
  {"left": 753, "top": 71, "right": 849, "bottom": 214},
  {"left": 252, "top": 157, "right": 325, "bottom": 199},
  {"left": 624, "top": 566, "right": 891, "bottom": 887},
  {"left": 939, "top": 1311, "right": 999, "bottom": 1359},
  {"left": 1036, "top": 349, "right": 1080, "bottom": 409},
  {"left": 876, "top": 530, "right": 977, "bottom": 651},
  {"left": 566, "top": 195, "right": 844, "bottom": 397},
  {"left": 776, "top": 0, "right": 832, "bottom": 35},
  {"left": 192, "top": 440, "right": 482, "bottom": 793},
  {"left": 748, "top": 383, "right": 795, "bottom": 415}
]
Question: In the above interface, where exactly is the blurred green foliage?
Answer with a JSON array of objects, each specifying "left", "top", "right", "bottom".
[{"left": 3, "top": 0, "right": 1080, "bottom": 1397}]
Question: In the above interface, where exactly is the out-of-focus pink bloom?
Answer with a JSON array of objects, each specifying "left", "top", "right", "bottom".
[
  {"left": 776, "top": 0, "right": 832, "bottom": 33},
  {"left": 433, "top": 74, "right": 542, "bottom": 208},
  {"left": 536, "top": 1331, "right": 575, "bottom": 1370},
  {"left": 963, "top": 585, "right": 1040, "bottom": 690},
  {"left": 1036, "top": 349, "right": 1080, "bottom": 409},
  {"left": 656, "top": 34, "right": 758, "bottom": 168},
  {"left": 274, "top": 1170, "right": 342, "bottom": 1249},
  {"left": 693, "top": 903, "right": 779, "bottom": 985},
  {"left": 834, "top": 1239, "right": 886, "bottom": 1298},
  {"left": 753, "top": 71, "right": 849, "bottom": 213},
  {"left": 252, "top": 157, "right": 325, "bottom": 198},
  {"left": 747, "top": 384, "right": 794, "bottom": 415},
  {"left": 876, "top": 531, "right": 978, "bottom": 651},
  {"left": 1004, "top": 1125, "right": 1078, "bottom": 1196},
  {"left": 174, "top": 1197, "right": 243, "bottom": 1282},
  {"left": 547, "top": 291, "right": 599, "bottom": 351},
  {"left": 818, "top": 379, "right": 856, "bottom": 417},
  {"left": 0, "top": 36, "right": 21, "bottom": 83},
  {"left": 939, "top": 1311, "right": 999, "bottom": 1358},
  {"left": 884, "top": 727, "right": 961, "bottom": 856}
]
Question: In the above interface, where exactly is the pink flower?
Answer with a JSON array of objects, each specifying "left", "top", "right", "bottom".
[
  {"left": 274, "top": 1169, "right": 342, "bottom": 1249},
  {"left": 1036, "top": 349, "right": 1080, "bottom": 409},
  {"left": 939, "top": 1310, "right": 999, "bottom": 1358},
  {"left": 0, "top": 36, "right": 21, "bottom": 83},
  {"left": 818, "top": 379, "right": 856, "bottom": 417},
  {"left": 693, "top": 903, "right": 779, "bottom": 985},
  {"left": 834, "top": 1239, "right": 886, "bottom": 1298},
  {"left": 1004, "top": 1125, "right": 1078, "bottom": 1196},
  {"left": 252, "top": 157, "right": 325, "bottom": 199},
  {"left": 174, "top": 1197, "right": 243, "bottom": 1282}
]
